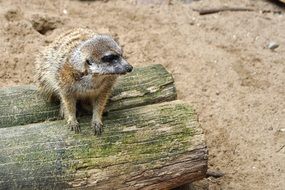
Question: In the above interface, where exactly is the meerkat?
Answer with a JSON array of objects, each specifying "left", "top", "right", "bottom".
[{"left": 36, "top": 28, "right": 133, "bottom": 135}]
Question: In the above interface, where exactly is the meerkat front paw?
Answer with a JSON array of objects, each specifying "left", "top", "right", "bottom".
[
  {"left": 67, "top": 120, "right": 81, "bottom": 134},
  {"left": 91, "top": 120, "right": 103, "bottom": 136}
]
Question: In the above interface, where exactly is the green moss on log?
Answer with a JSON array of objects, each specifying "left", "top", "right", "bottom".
[{"left": 0, "top": 101, "right": 207, "bottom": 190}]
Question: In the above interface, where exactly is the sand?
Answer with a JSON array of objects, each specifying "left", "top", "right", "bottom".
[{"left": 0, "top": 0, "right": 284, "bottom": 189}]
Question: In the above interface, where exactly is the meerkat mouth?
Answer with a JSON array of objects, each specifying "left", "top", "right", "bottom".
[{"left": 92, "top": 72, "right": 128, "bottom": 76}]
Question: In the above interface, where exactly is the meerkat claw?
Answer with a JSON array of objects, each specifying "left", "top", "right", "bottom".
[
  {"left": 67, "top": 120, "right": 81, "bottom": 134},
  {"left": 92, "top": 122, "right": 103, "bottom": 136}
]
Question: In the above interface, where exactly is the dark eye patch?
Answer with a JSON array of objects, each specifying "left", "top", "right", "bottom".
[
  {"left": 101, "top": 54, "right": 119, "bottom": 63},
  {"left": 86, "top": 59, "right": 92, "bottom": 65}
]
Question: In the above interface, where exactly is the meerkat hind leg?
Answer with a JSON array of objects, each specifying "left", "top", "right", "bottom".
[{"left": 59, "top": 101, "right": 64, "bottom": 119}]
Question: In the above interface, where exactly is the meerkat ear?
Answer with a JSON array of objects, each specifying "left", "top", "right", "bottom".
[{"left": 82, "top": 61, "right": 89, "bottom": 76}]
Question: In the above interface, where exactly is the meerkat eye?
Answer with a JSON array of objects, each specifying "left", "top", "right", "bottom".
[
  {"left": 101, "top": 54, "right": 119, "bottom": 63},
  {"left": 86, "top": 59, "right": 92, "bottom": 65}
]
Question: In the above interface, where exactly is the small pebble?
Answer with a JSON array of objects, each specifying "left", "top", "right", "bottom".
[
  {"left": 268, "top": 41, "right": 279, "bottom": 50},
  {"left": 63, "top": 9, "right": 68, "bottom": 15}
]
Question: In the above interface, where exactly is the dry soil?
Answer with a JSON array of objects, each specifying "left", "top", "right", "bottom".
[{"left": 0, "top": 0, "right": 284, "bottom": 189}]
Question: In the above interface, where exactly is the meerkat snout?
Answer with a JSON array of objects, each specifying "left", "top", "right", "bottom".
[{"left": 88, "top": 52, "right": 132, "bottom": 75}]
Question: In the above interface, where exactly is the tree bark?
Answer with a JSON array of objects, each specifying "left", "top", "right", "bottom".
[
  {"left": 0, "top": 101, "right": 207, "bottom": 190},
  {"left": 0, "top": 64, "right": 176, "bottom": 128}
]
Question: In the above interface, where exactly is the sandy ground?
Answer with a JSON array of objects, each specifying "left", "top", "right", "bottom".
[{"left": 0, "top": 0, "right": 284, "bottom": 189}]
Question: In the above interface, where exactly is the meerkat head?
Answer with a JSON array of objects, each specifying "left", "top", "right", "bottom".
[{"left": 71, "top": 35, "right": 133, "bottom": 76}]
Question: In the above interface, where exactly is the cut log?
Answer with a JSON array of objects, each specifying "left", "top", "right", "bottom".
[
  {"left": 0, "top": 101, "right": 207, "bottom": 190},
  {"left": 0, "top": 64, "right": 176, "bottom": 128}
]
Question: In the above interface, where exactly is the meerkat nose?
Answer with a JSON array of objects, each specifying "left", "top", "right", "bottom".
[{"left": 126, "top": 65, "right": 133, "bottom": 73}]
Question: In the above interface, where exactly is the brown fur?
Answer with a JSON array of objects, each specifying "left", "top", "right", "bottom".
[{"left": 58, "top": 63, "right": 78, "bottom": 86}]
